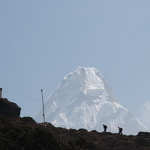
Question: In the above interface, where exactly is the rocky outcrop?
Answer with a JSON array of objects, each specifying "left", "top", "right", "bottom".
[
  {"left": 0, "top": 115, "right": 150, "bottom": 149},
  {"left": 0, "top": 98, "right": 21, "bottom": 118}
]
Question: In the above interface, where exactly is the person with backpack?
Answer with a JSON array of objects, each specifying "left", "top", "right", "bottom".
[
  {"left": 118, "top": 127, "right": 123, "bottom": 134},
  {"left": 103, "top": 124, "right": 107, "bottom": 132}
]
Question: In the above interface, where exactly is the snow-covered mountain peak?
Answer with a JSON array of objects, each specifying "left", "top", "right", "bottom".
[
  {"left": 64, "top": 66, "right": 103, "bottom": 81},
  {"left": 63, "top": 67, "right": 101, "bottom": 90},
  {"left": 35, "top": 67, "right": 147, "bottom": 135},
  {"left": 62, "top": 67, "right": 118, "bottom": 103}
]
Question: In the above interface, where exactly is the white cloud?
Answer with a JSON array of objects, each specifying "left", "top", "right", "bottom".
[{"left": 140, "top": 101, "right": 150, "bottom": 130}]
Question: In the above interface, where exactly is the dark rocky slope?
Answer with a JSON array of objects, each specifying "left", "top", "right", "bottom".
[{"left": 0, "top": 97, "right": 149, "bottom": 150}]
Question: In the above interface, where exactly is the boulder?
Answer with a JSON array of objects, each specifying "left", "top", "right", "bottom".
[{"left": 0, "top": 98, "right": 21, "bottom": 118}]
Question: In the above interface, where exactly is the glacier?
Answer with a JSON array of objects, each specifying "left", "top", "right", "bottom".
[{"left": 34, "top": 67, "right": 147, "bottom": 135}]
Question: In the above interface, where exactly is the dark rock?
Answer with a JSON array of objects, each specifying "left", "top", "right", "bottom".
[
  {"left": 0, "top": 98, "right": 21, "bottom": 118},
  {"left": 78, "top": 128, "right": 88, "bottom": 132},
  {"left": 20, "top": 117, "right": 36, "bottom": 124},
  {"left": 137, "top": 132, "right": 150, "bottom": 137}
]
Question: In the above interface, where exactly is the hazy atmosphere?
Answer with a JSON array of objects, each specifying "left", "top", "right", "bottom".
[{"left": 1, "top": 1, "right": 150, "bottom": 129}]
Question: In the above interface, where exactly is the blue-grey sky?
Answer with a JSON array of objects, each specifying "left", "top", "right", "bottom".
[{"left": 1, "top": 1, "right": 150, "bottom": 129}]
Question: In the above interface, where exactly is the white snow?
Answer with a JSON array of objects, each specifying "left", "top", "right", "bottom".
[{"left": 34, "top": 67, "right": 147, "bottom": 135}]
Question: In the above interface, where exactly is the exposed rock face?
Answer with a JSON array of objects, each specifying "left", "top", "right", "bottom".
[{"left": 0, "top": 98, "right": 21, "bottom": 118}]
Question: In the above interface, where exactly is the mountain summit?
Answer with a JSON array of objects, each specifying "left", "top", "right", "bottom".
[{"left": 35, "top": 67, "right": 147, "bottom": 135}]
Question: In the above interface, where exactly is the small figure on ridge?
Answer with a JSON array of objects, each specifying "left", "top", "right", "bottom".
[
  {"left": 118, "top": 127, "right": 123, "bottom": 134},
  {"left": 103, "top": 124, "right": 107, "bottom": 132}
]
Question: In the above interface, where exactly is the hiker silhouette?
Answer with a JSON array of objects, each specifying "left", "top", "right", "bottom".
[
  {"left": 103, "top": 124, "right": 107, "bottom": 132},
  {"left": 118, "top": 127, "right": 123, "bottom": 134}
]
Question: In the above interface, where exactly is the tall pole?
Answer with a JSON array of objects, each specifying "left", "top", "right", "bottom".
[
  {"left": 0, "top": 88, "right": 2, "bottom": 98},
  {"left": 41, "top": 89, "right": 45, "bottom": 123}
]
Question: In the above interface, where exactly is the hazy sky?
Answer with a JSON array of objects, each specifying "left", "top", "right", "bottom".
[{"left": 1, "top": 1, "right": 150, "bottom": 129}]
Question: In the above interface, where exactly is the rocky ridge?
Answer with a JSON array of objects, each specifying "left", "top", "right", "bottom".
[{"left": 0, "top": 97, "right": 150, "bottom": 149}]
